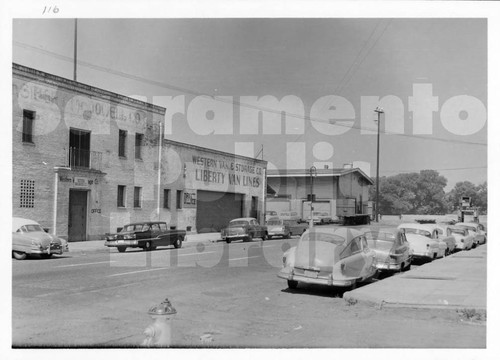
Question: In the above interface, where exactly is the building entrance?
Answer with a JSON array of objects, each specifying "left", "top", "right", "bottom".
[{"left": 68, "top": 189, "right": 88, "bottom": 241}]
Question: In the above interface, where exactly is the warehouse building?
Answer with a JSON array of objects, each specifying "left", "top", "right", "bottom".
[
  {"left": 266, "top": 167, "right": 374, "bottom": 221},
  {"left": 12, "top": 64, "right": 266, "bottom": 240}
]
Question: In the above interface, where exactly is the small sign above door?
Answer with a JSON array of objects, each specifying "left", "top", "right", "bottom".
[{"left": 74, "top": 177, "right": 89, "bottom": 188}]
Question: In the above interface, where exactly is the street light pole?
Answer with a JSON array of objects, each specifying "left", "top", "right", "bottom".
[
  {"left": 309, "top": 166, "right": 317, "bottom": 230},
  {"left": 374, "top": 107, "right": 384, "bottom": 222}
]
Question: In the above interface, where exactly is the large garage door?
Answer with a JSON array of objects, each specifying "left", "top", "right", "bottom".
[{"left": 197, "top": 191, "right": 243, "bottom": 232}]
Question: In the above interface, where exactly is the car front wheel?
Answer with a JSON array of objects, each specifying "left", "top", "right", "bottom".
[
  {"left": 12, "top": 251, "right": 27, "bottom": 260},
  {"left": 287, "top": 280, "right": 298, "bottom": 289},
  {"left": 174, "top": 237, "right": 182, "bottom": 249},
  {"left": 117, "top": 246, "right": 127, "bottom": 253},
  {"left": 144, "top": 241, "right": 153, "bottom": 251}
]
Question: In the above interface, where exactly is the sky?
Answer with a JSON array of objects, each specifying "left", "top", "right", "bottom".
[{"left": 7, "top": 7, "right": 490, "bottom": 193}]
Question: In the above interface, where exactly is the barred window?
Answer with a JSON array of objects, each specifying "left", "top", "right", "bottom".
[
  {"left": 20, "top": 180, "right": 35, "bottom": 208},
  {"left": 135, "top": 133, "right": 143, "bottom": 159},
  {"left": 22, "top": 110, "right": 35, "bottom": 143},
  {"left": 134, "top": 187, "right": 142, "bottom": 208},
  {"left": 163, "top": 189, "right": 170, "bottom": 209},
  {"left": 118, "top": 129, "right": 127, "bottom": 157},
  {"left": 117, "top": 185, "right": 126, "bottom": 207}
]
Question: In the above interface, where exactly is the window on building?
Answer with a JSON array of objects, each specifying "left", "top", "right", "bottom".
[
  {"left": 135, "top": 133, "right": 143, "bottom": 159},
  {"left": 176, "top": 190, "right": 182, "bottom": 209},
  {"left": 163, "top": 189, "right": 170, "bottom": 209},
  {"left": 20, "top": 179, "right": 35, "bottom": 208},
  {"left": 117, "top": 185, "right": 126, "bottom": 207},
  {"left": 69, "top": 128, "right": 91, "bottom": 168},
  {"left": 134, "top": 187, "right": 142, "bottom": 208},
  {"left": 118, "top": 130, "right": 127, "bottom": 157},
  {"left": 22, "top": 110, "right": 35, "bottom": 143}
]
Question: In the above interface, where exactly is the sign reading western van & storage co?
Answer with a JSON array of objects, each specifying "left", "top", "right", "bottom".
[{"left": 191, "top": 155, "right": 263, "bottom": 188}]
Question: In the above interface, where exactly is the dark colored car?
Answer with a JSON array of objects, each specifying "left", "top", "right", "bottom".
[
  {"left": 221, "top": 217, "right": 268, "bottom": 243},
  {"left": 104, "top": 221, "right": 186, "bottom": 252}
]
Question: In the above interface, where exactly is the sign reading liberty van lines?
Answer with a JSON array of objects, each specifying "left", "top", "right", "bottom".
[{"left": 191, "top": 155, "right": 263, "bottom": 188}]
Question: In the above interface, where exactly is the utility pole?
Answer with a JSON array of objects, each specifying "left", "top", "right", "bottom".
[
  {"left": 309, "top": 166, "right": 317, "bottom": 229},
  {"left": 73, "top": 19, "right": 78, "bottom": 81},
  {"left": 374, "top": 107, "right": 384, "bottom": 222}
]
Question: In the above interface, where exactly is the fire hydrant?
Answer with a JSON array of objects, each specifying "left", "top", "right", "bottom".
[{"left": 142, "top": 298, "right": 177, "bottom": 347}]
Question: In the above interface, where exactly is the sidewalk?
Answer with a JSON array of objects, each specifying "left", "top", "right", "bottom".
[
  {"left": 67, "top": 232, "right": 222, "bottom": 254},
  {"left": 343, "top": 244, "right": 487, "bottom": 312}
]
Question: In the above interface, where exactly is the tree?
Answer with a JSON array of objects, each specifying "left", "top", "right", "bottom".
[{"left": 413, "top": 170, "right": 448, "bottom": 214}]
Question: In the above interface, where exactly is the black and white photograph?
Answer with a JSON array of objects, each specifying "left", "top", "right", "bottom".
[{"left": 2, "top": 0, "right": 498, "bottom": 358}]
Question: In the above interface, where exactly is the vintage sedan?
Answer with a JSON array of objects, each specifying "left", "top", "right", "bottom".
[
  {"left": 283, "top": 220, "right": 309, "bottom": 236},
  {"left": 397, "top": 223, "right": 447, "bottom": 261},
  {"left": 278, "top": 228, "right": 377, "bottom": 290},
  {"left": 221, "top": 217, "right": 268, "bottom": 243},
  {"left": 306, "top": 211, "right": 332, "bottom": 225},
  {"left": 447, "top": 226, "right": 474, "bottom": 251},
  {"left": 266, "top": 217, "right": 292, "bottom": 239},
  {"left": 455, "top": 222, "right": 487, "bottom": 247},
  {"left": 364, "top": 229, "right": 412, "bottom": 272},
  {"left": 12, "top": 217, "right": 65, "bottom": 260}
]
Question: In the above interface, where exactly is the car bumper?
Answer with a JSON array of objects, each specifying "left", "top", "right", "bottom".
[
  {"left": 268, "top": 231, "right": 286, "bottom": 237},
  {"left": 374, "top": 262, "right": 401, "bottom": 271},
  {"left": 30, "top": 246, "right": 63, "bottom": 255},
  {"left": 105, "top": 240, "right": 139, "bottom": 247},
  {"left": 277, "top": 268, "right": 356, "bottom": 287},
  {"left": 412, "top": 251, "right": 434, "bottom": 259}
]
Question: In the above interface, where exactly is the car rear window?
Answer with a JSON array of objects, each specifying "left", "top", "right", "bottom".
[
  {"left": 301, "top": 231, "right": 345, "bottom": 245},
  {"left": 21, "top": 224, "right": 44, "bottom": 232},
  {"left": 401, "top": 228, "right": 431, "bottom": 238},
  {"left": 266, "top": 220, "right": 282, "bottom": 225},
  {"left": 230, "top": 220, "right": 249, "bottom": 226}
]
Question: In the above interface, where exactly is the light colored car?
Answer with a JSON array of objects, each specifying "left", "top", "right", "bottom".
[
  {"left": 306, "top": 211, "right": 332, "bottom": 225},
  {"left": 221, "top": 217, "right": 268, "bottom": 243},
  {"left": 278, "top": 228, "right": 377, "bottom": 290},
  {"left": 12, "top": 217, "right": 66, "bottom": 260},
  {"left": 455, "top": 222, "right": 487, "bottom": 247},
  {"left": 265, "top": 211, "right": 278, "bottom": 222},
  {"left": 397, "top": 223, "right": 447, "bottom": 261},
  {"left": 364, "top": 229, "right": 412, "bottom": 272},
  {"left": 435, "top": 225, "right": 458, "bottom": 255},
  {"left": 266, "top": 217, "right": 292, "bottom": 239},
  {"left": 447, "top": 226, "right": 474, "bottom": 251}
]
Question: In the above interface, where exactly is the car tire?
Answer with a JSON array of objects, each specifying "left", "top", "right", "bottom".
[
  {"left": 144, "top": 241, "right": 153, "bottom": 251},
  {"left": 287, "top": 280, "right": 298, "bottom": 289},
  {"left": 285, "top": 232, "right": 291, "bottom": 239},
  {"left": 245, "top": 234, "right": 252, "bottom": 242},
  {"left": 12, "top": 251, "right": 27, "bottom": 260},
  {"left": 117, "top": 246, "right": 127, "bottom": 253},
  {"left": 174, "top": 237, "right": 182, "bottom": 249},
  {"left": 262, "top": 233, "right": 267, "bottom": 241},
  {"left": 226, "top": 239, "right": 232, "bottom": 244}
]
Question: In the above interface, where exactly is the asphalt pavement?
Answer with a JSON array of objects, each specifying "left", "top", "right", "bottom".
[{"left": 67, "top": 229, "right": 487, "bottom": 314}]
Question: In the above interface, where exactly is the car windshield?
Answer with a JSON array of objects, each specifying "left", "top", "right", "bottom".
[
  {"left": 122, "top": 224, "right": 149, "bottom": 232},
  {"left": 401, "top": 228, "right": 431, "bottom": 238},
  {"left": 301, "top": 231, "right": 346, "bottom": 245},
  {"left": 461, "top": 226, "right": 476, "bottom": 232},
  {"left": 20, "top": 224, "right": 44, "bottom": 232},
  {"left": 230, "top": 220, "right": 249, "bottom": 226},
  {"left": 283, "top": 220, "right": 298, "bottom": 226},
  {"left": 266, "top": 220, "right": 283, "bottom": 225}
]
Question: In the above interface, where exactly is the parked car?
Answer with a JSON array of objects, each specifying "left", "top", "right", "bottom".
[
  {"left": 397, "top": 223, "right": 447, "bottom": 261},
  {"left": 364, "top": 228, "right": 412, "bottom": 272},
  {"left": 282, "top": 220, "right": 309, "bottom": 236},
  {"left": 434, "top": 225, "right": 458, "bottom": 255},
  {"left": 265, "top": 211, "right": 278, "bottom": 222},
  {"left": 306, "top": 211, "right": 332, "bottom": 225},
  {"left": 221, "top": 217, "right": 268, "bottom": 243},
  {"left": 446, "top": 226, "right": 474, "bottom": 251},
  {"left": 455, "top": 222, "right": 487, "bottom": 247},
  {"left": 266, "top": 217, "right": 292, "bottom": 239},
  {"left": 279, "top": 211, "right": 303, "bottom": 223},
  {"left": 278, "top": 228, "right": 377, "bottom": 290},
  {"left": 12, "top": 217, "right": 65, "bottom": 260},
  {"left": 104, "top": 221, "right": 186, "bottom": 252}
]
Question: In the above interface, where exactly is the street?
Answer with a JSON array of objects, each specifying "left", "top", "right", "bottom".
[{"left": 12, "top": 231, "right": 486, "bottom": 348}]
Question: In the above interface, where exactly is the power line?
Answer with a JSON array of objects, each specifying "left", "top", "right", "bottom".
[
  {"left": 381, "top": 165, "right": 487, "bottom": 175},
  {"left": 13, "top": 40, "right": 487, "bottom": 147}
]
